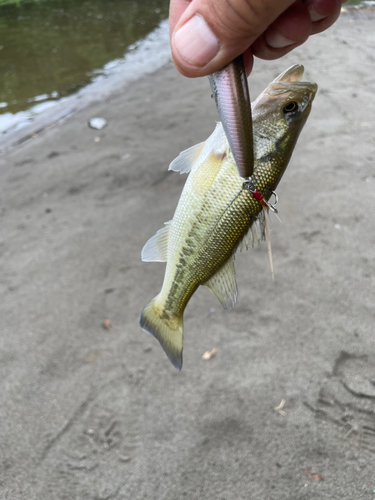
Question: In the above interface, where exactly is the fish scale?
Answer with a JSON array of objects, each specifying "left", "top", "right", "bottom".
[{"left": 140, "top": 64, "right": 317, "bottom": 369}]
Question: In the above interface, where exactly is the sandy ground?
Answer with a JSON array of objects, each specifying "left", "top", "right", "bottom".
[{"left": 1, "top": 8, "right": 375, "bottom": 500}]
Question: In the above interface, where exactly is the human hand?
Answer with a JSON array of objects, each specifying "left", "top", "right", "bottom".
[{"left": 169, "top": 0, "right": 344, "bottom": 77}]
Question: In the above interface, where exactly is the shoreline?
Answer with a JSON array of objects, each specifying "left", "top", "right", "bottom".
[
  {"left": 0, "top": 19, "right": 171, "bottom": 153},
  {"left": 1, "top": 4, "right": 374, "bottom": 155}
]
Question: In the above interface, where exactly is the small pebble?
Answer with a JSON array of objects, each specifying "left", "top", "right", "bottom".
[{"left": 88, "top": 117, "right": 107, "bottom": 130}]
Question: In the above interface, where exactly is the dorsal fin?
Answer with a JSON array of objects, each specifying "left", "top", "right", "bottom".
[
  {"left": 203, "top": 257, "right": 237, "bottom": 311},
  {"left": 141, "top": 221, "right": 171, "bottom": 262},
  {"left": 168, "top": 142, "right": 205, "bottom": 174},
  {"left": 168, "top": 121, "right": 227, "bottom": 175}
]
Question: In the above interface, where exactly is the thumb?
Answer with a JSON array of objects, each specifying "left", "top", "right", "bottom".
[{"left": 170, "top": 0, "right": 295, "bottom": 77}]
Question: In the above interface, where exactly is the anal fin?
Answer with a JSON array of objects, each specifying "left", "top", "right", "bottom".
[{"left": 203, "top": 257, "right": 237, "bottom": 311}]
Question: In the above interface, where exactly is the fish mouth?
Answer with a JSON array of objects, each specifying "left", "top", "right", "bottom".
[
  {"left": 273, "top": 64, "right": 317, "bottom": 90},
  {"left": 251, "top": 64, "right": 318, "bottom": 114},
  {"left": 265, "top": 65, "right": 318, "bottom": 105},
  {"left": 273, "top": 64, "right": 305, "bottom": 83}
]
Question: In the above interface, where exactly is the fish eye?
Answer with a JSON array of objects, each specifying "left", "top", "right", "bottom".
[{"left": 283, "top": 101, "right": 299, "bottom": 114}]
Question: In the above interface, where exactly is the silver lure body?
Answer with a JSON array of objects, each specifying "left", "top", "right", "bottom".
[{"left": 208, "top": 55, "right": 254, "bottom": 179}]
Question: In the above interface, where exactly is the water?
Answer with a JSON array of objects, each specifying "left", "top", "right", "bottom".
[
  {"left": 0, "top": 0, "right": 169, "bottom": 118},
  {"left": 346, "top": 0, "right": 374, "bottom": 4},
  {"left": 0, "top": 0, "right": 371, "bottom": 144}
]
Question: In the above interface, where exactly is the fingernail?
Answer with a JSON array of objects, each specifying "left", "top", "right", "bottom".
[
  {"left": 266, "top": 31, "right": 295, "bottom": 49},
  {"left": 174, "top": 15, "right": 220, "bottom": 67},
  {"left": 308, "top": 4, "right": 328, "bottom": 22}
]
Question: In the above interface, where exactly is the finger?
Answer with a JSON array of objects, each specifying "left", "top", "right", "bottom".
[
  {"left": 308, "top": 0, "right": 342, "bottom": 35},
  {"left": 249, "top": 0, "right": 342, "bottom": 61},
  {"left": 251, "top": 1, "right": 311, "bottom": 61},
  {"left": 170, "top": 0, "right": 296, "bottom": 78},
  {"left": 242, "top": 48, "right": 254, "bottom": 77},
  {"left": 169, "top": 0, "right": 190, "bottom": 39}
]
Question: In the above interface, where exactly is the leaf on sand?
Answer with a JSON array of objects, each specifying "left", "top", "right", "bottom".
[
  {"left": 202, "top": 348, "right": 217, "bottom": 360},
  {"left": 304, "top": 470, "right": 324, "bottom": 482},
  {"left": 102, "top": 319, "right": 113, "bottom": 331}
]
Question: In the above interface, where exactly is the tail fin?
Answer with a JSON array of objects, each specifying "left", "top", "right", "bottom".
[{"left": 140, "top": 296, "right": 183, "bottom": 370}]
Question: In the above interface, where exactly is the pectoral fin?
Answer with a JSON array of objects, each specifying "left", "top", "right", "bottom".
[
  {"left": 141, "top": 221, "right": 171, "bottom": 262},
  {"left": 203, "top": 257, "right": 237, "bottom": 311},
  {"left": 168, "top": 142, "right": 205, "bottom": 174},
  {"left": 237, "top": 211, "right": 266, "bottom": 252}
]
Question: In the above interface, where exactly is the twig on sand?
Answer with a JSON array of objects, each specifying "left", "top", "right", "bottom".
[{"left": 274, "top": 399, "right": 286, "bottom": 416}]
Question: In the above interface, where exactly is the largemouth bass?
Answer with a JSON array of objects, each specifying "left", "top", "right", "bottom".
[{"left": 140, "top": 65, "right": 317, "bottom": 369}]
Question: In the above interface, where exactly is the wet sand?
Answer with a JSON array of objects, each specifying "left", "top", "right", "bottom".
[{"left": 1, "top": 8, "right": 375, "bottom": 499}]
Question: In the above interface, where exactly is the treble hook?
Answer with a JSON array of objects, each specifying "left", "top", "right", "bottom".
[
  {"left": 242, "top": 179, "right": 279, "bottom": 214},
  {"left": 265, "top": 190, "right": 278, "bottom": 214}
]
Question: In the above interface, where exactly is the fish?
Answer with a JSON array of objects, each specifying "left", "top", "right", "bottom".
[
  {"left": 208, "top": 55, "right": 254, "bottom": 179},
  {"left": 140, "top": 65, "right": 318, "bottom": 370}
]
